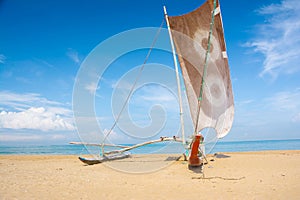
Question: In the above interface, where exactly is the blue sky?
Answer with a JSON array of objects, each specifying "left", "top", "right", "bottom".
[{"left": 0, "top": 0, "right": 299, "bottom": 145}]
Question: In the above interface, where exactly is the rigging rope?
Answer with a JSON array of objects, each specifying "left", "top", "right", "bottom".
[
  {"left": 193, "top": 0, "right": 217, "bottom": 135},
  {"left": 101, "top": 20, "right": 165, "bottom": 155}
]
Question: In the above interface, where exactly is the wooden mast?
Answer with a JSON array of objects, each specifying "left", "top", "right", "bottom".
[{"left": 163, "top": 6, "right": 185, "bottom": 145}]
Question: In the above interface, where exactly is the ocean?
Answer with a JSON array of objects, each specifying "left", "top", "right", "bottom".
[{"left": 0, "top": 139, "right": 299, "bottom": 155}]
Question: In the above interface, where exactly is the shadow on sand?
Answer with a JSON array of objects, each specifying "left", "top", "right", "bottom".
[{"left": 188, "top": 164, "right": 204, "bottom": 173}]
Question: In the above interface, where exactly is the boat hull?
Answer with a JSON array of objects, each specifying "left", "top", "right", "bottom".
[{"left": 78, "top": 153, "right": 130, "bottom": 165}]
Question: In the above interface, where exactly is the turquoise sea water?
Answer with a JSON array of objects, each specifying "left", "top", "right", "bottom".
[{"left": 0, "top": 139, "right": 299, "bottom": 155}]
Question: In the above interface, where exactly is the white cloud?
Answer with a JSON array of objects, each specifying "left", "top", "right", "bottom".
[
  {"left": 0, "top": 107, "right": 74, "bottom": 131},
  {"left": 111, "top": 79, "right": 133, "bottom": 91},
  {"left": 262, "top": 88, "right": 300, "bottom": 124},
  {"left": 236, "top": 99, "right": 254, "bottom": 107},
  {"left": 103, "top": 128, "right": 118, "bottom": 140},
  {"left": 139, "top": 85, "right": 176, "bottom": 102},
  {"left": 102, "top": 128, "right": 136, "bottom": 144},
  {"left": 0, "top": 91, "right": 61, "bottom": 110},
  {"left": 264, "top": 88, "right": 300, "bottom": 111},
  {"left": 0, "top": 91, "right": 75, "bottom": 131},
  {"left": 0, "top": 134, "right": 42, "bottom": 142},
  {"left": 0, "top": 132, "right": 70, "bottom": 143},
  {"left": 247, "top": 0, "right": 300, "bottom": 79},
  {"left": 134, "top": 85, "right": 176, "bottom": 102},
  {"left": 67, "top": 48, "right": 80, "bottom": 64},
  {"left": 129, "top": 84, "right": 179, "bottom": 113},
  {"left": 85, "top": 82, "right": 99, "bottom": 95},
  {"left": 0, "top": 54, "right": 6, "bottom": 64}
]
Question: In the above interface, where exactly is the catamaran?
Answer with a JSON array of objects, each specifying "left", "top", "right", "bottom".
[{"left": 70, "top": 0, "right": 234, "bottom": 167}]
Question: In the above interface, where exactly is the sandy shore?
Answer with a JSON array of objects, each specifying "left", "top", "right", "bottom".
[{"left": 0, "top": 150, "right": 299, "bottom": 199}]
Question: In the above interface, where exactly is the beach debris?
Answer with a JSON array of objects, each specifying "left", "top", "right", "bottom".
[
  {"left": 214, "top": 153, "right": 230, "bottom": 158},
  {"left": 165, "top": 156, "right": 181, "bottom": 161},
  {"left": 192, "top": 176, "right": 245, "bottom": 181}
]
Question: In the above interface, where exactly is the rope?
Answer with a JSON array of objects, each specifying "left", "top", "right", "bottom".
[
  {"left": 101, "top": 20, "right": 165, "bottom": 155},
  {"left": 193, "top": 0, "right": 217, "bottom": 135}
]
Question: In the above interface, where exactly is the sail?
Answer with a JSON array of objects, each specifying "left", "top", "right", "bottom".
[{"left": 168, "top": 0, "right": 234, "bottom": 138}]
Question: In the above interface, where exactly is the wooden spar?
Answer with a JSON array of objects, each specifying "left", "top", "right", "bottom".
[
  {"left": 163, "top": 6, "right": 186, "bottom": 145},
  {"left": 70, "top": 137, "right": 182, "bottom": 155},
  {"left": 69, "top": 142, "right": 130, "bottom": 148},
  {"left": 104, "top": 137, "right": 183, "bottom": 155}
]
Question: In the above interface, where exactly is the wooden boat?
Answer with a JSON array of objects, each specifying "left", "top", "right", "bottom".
[{"left": 71, "top": 0, "right": 234, "bottom": 167}]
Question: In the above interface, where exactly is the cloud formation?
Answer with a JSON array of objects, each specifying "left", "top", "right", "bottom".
[
  {"left": 0, "top": 107, "right": 74, "bottom": 131},
  {"left": 264, "top": 88, "right": 300, "bottom": 122},
  {"left": 129, "top": 84, "right": 179, "bottom": 112},
  {"left": 247, "top": 0, "right": 300, "bottom": 79},
  {"left": 0, "top": 91, "right": 75, "bottom": 131},
  {"left": 0, "top": 91, "right": 61, "bottom": 110},
  {"left": 0, "top": 134, "right": 42, "bottom": 142},
  {"left": 66, "top": 48, "right": 81, "bottom": 64},
  {"left": 85, "top": 82, "right": 99, "bottom": 95}
]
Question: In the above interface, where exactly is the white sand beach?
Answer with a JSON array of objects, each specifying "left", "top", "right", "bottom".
[{"left": 0, "top": 150, "right": 299, "bottom": 199}]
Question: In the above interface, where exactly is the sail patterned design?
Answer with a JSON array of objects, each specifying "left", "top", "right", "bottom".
[{"left": 168, "top": 0, "right": 234, "bottom": 138}]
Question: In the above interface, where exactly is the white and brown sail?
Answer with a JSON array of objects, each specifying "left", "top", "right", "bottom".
[{"left": 168, "top": 0, "right": 234, "bottom": 138}]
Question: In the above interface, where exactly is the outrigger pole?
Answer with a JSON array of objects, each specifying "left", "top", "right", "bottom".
[{"left": 163, "top": 6, "right": 186, "bottom": 145}]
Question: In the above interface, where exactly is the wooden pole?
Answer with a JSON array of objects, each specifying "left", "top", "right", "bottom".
[
  {"left": 163, "top": 6, "right": 186, "bottom": 145},
  {"left": 109, "top": 137, "right": 183, "bottom": 154},
  {"left": 69, "top": 142, "right": 130, "bottom": 148},
  {"left": 71, "top": 137, "right": 183, "bottom": 156}
]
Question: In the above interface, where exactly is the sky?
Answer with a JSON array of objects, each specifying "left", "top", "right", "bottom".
[{"left": 0, "top": 0, "right": 300, "bottom": 145}]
